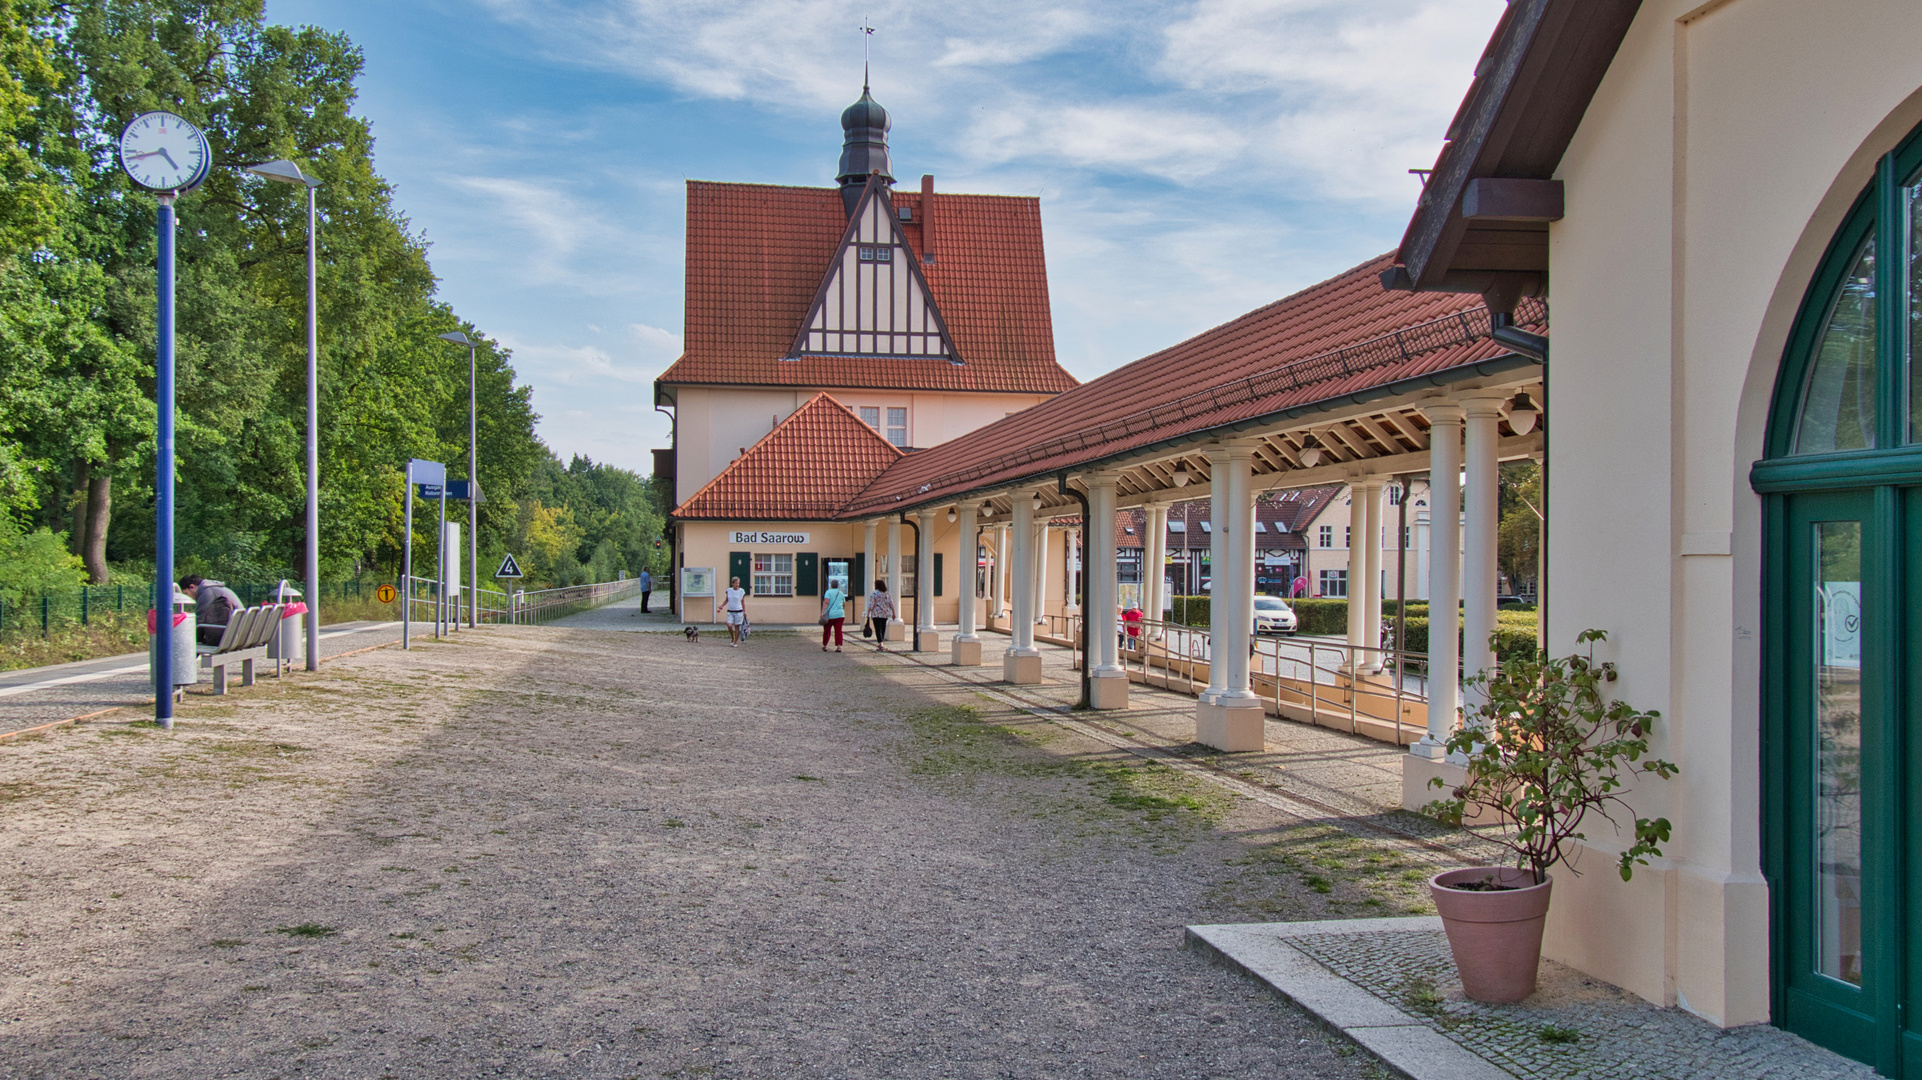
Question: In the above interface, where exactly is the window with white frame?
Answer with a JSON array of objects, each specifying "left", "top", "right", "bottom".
[
  {"left": 752, "top": 553, "right": 794, "bottom": 596},
  {"left": 1388, "top": 484, "right": 1403, "bottom": 506},
  {"left": 1319, "top": 569, "right": 1348, "bottom": 598},
  {"left": 886, "top": 407, "right": 908, "bottom": 447},
  {"left": 859, "top": 406, "right": 880, "bottom": 430},
  {"left": 1318, "top": 525, "right": 1333, "bottom": 548}
]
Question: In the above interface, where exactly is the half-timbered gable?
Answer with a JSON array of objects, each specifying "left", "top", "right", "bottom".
[{"left": 787, "top": 177, "right": 958, "bottom": 363}]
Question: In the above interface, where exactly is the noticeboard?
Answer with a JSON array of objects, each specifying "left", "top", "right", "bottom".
[{"left": 680, "top": 567, "right": 715, "bottom": 598}]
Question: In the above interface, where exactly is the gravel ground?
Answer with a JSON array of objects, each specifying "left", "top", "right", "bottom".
[{"left": 0, "top": 622, "right": 1400, "bottom": 1079}]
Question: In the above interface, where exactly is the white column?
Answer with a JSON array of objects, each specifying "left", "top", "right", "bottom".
[
  {"left": 1461, "top": 394, "right": 1504, "bottom": 709},
  {"left": 953, "top": 503, "right": 982, "bottom": 665},
  {"left": 863, "top": 520, "right": 877, "bottom": 621},
  {"left": 1345, "top": 481, "right": 1369, "bottom": 654},
  {"left": 1145, "top": 502, "right": 1168, "bottom": 626},
  {"left": 887, "top": 520, "right": 904, "bottom": 641},
  {"left": 1196, "top": 446, "right": 1264, "bottom": 751},
  {"left": 1034, "top": 523, "right": 1051, "bottom": 625},
  {"left": 1220, "top": 447, "right": 1258, "bottom": 704},
  {"left": 1361, "top": 479, "right": 1385, "bottom": 671},
  {"left": 1063, "top": 528, "right": 1081, "bottom": 615},
  {"left": 915, "top": 508, "right": 939, "bottom": 652},
  {"left": 1004, "top": 493, "right": 1041, "bottom": 683},
  {"left": 990, "top": 523, "right": 1007, "bottom": 618},
  {"left": 956, "top": 505, "right": 979, "bottom": 640},
  {"left": 1202, "top": 449, "right": 1230, "bottom": 705},
  {"left": 1415, "top": 405, "right": 1463, "bottom": 759},
  {"left": 1087, "top": 475, "right": 1127, "bottom": 708}
]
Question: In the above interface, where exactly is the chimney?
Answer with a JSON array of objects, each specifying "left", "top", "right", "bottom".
[{"left": 919, "top": 174, "right": 935, "bottom": 266}]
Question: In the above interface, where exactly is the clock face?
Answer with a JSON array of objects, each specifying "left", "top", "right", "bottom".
[{"left": 118, "top": 111, "right": 211, "bottom": 192}]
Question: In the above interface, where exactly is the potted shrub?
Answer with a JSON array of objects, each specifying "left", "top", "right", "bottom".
[{"left": 1422, "top": 629, "right": 1677, "bottom": 1003}]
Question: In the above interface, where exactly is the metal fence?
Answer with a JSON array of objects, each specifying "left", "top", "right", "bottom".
[
  {"left": 403, "top": 576, "right": 644, "bottom": 631},
  {"left": 0, "top": 579, "right": 376, "bottom": 641}
]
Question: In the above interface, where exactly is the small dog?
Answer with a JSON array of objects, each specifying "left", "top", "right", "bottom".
[{"left": 682, "top": 625, "right": 701, "bottom": 642}]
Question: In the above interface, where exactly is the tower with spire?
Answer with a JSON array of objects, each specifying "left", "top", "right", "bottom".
[{"left": 836, "top": 81, "right": 893, "bottom": 215}]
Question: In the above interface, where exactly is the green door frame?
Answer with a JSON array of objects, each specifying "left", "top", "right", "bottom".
[{"left": 1751, "top": 119, "right": 1922, "bottom": 1075}]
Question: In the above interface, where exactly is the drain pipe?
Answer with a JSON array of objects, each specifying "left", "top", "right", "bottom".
[
  {"left": 1059, "top": 472, "right": 1092, "bottom": 710},
  {"left": 901, "top": 511, "right": 921, "bottom": 651},
  {"left": 1489, "top": 310, "right": 1549, "bottom": 645}
]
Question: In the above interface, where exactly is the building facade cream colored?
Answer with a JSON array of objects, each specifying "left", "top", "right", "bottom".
[{"left": 1533, "top": 0, "right": 1922, "bottom": 1040}]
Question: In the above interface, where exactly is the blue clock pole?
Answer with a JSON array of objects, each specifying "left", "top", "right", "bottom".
[{"left": 154, "top": 193, "right": 176, "bottom": 728}]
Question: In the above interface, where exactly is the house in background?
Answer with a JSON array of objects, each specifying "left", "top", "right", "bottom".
[{"left": 1299, "top": 480, "right": 1432, "bottom": 601}]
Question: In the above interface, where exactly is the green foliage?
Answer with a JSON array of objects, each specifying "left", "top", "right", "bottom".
[
  {"left": 1423, "top": 629, "right": 1679, "bottom": 884},
  {"left": 0, "top": 1, "right": 660, "bottom": 599},
  {"left": 1395, "top": 613, "right": 1538, "bottom": 664},
  {"left": 0, "top": 514, "right": 80, "bottom": 601},
  {"left": 1499, "top": 460, "right": 1542, "bottom": 596}
]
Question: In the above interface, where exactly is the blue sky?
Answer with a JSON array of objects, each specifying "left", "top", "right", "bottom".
[{"left": 263, "top": 0, "right": 1505, "bottom": 473}]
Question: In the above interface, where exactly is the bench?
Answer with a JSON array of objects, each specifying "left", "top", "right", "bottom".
[{"left": 196, "top": 603, "right": 284, "bottom": 693}]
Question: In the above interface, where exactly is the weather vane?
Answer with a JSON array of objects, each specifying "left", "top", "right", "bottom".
[{"left": 862, "top": 19, "right": 875, "bottom": 86}]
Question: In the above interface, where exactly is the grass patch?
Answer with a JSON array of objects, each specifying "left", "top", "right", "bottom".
[
  {"left": 793, "top": 775, "right": 823, "bottom": 782},
  {"left": 1538, "top": 1025, "right": 1581, "bottom": 1044},
  {"left": 209, "top": 938, "right": 247, "bottom": 948},
  {"left": 272, "top": 923, "right": 338, "bottom": 939}
]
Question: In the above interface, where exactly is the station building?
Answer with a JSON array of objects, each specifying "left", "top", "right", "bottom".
[{"left": 656, "top": 1, "right": 1922, "bottom": 1068}]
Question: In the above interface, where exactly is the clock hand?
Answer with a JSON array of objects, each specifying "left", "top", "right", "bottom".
[
  {"left": 125, "top": 148, "right": 164, "bottom": 160},
  {"left": 158, "top": 147, "right": 180, "bottom": 170}
]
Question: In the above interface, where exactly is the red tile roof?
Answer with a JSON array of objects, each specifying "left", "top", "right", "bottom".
[
  {"left": 841, "top": 253, "right": 1543, "bottom": 516},
  {"left": 673, "top": 393, "right": 903, "bottom": 520},
  {"left": 659, "top": 181, "right": 1076, "bottom": 395}
]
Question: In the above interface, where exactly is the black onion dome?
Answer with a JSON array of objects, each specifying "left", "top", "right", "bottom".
[
  {"left": 836, "top": 85, "right": 894, "bottom": 193},
  {"left": 840, "top": 87, "right": 891, "bottom": 134}
]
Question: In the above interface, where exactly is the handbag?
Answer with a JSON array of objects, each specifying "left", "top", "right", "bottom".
[
  {"left": 818, "top": 609, "right": 834, "bottom": 625},
  {"left": 861, "top": 619, "right": 874, "bottom": 638}
]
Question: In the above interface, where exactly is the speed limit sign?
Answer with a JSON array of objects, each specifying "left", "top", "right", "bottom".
[{"left": 376, "top": 583, "right": 398, "bottom": 604}]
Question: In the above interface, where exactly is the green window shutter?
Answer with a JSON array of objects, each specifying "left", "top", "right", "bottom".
[
  {"left": 796, "top": 553, "right": 819, "bottom": 596},
  {"left": 934, "top": 553, "right": 944, "bottom": 596},
  {"left": 728, "top": 551, "right": 751, "bottom": 592},
  {"left": 852, "top": 553, "right": 866, "bottom": 594}
]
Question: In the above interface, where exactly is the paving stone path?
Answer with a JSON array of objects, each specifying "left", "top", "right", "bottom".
[{"left": 0, "top": 621, "right": 1409, "bottom": 1079}]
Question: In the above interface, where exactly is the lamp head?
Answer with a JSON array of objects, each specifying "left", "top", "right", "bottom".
[
  {"left": 1031, "top": 493, "right": 1043, "bottom": 511},
  {"left": 1506, "top": 391, "right": 1540, "bottom": 436},
  {"left": 1171, "top": 463, "right": 1190, "bottom": 487},
  {"left": 1298, "top": 433, "right": 1323, "bottom": 469},
  {"left": 946, "top": 508, "right": 957, "bottom": 523},
  {"left": 244, "top": 159, "right": 320, "bottom": 189},
  {"left": 439, "top": 331, "right": 474, "bottom": 346}
]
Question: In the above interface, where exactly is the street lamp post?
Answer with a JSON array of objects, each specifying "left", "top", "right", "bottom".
[
  {"left": 439, "top": 331, "right": 479, "bottom": 628},
  {"left": 245, "top": 159, "right": 323, "bottom": 670}
]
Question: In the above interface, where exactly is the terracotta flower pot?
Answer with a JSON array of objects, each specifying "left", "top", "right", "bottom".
[{"left": 1428, "top": 867, "right": 1554, "bottom": 1003}]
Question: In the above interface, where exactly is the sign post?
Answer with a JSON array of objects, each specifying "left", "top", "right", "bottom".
[
  {"left": 494, "top": 553, "right": 522, "bottom": 625},
  {"left": 403, "top": 459, "right": 446, "bottom": 649}
]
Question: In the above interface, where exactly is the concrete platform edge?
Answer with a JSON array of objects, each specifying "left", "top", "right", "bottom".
[{"left": 1185, "top": 920, "right": 1517, "bottom": 1080}]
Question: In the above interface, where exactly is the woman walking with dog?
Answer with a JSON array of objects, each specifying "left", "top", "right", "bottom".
[
  {"left": 716, "top": 576, "right": 748, "bottom": 647},
  {"left": 864, "top": 579, "right": 895, "bottom": 651}
]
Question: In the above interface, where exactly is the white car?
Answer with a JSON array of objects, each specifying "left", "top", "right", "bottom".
[{"left": 1253, "top": 595, "right": 1298, "bottom": 635}]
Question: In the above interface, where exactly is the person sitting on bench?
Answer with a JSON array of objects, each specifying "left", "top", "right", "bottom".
[{"left": 180, "top": 575, "right": 243, "bottom": 647}]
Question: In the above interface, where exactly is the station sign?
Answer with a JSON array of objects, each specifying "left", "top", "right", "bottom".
[{"left": 728, "top": 529, "right": 809, "bottom": 545}]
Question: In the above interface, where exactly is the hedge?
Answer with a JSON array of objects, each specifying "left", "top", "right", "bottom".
[{"left": 1161, "top": 596, "right": 1539, "bottom": 662}]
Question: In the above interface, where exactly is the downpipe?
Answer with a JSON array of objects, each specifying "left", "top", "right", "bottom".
[{"left": 1059, "top": 472, "right": 1091, "bottom": 710}]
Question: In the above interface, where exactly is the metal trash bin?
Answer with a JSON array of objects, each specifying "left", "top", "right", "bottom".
[
  {"left": 149, "top": 588, "right": 197, "bottom": 692},
  {"left": 269, "top": 580, "right": 307, "bottom": 666}
]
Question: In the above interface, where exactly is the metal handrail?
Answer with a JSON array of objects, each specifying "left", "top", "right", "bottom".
[
  {"left": 403, "top": 576, "right": 644, "bottom": 631},
  {"left": 1117, "top": 615, "right": 1431, "bottom": 745}
]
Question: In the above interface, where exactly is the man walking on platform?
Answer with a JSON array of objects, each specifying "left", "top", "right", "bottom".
[{"left": 639, "top": 568, "right": 653, "bottom": 614}]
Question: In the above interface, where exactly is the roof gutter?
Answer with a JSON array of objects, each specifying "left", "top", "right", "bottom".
[{"left": 850, "top": 350, "right": 1542, "bottom": 519}]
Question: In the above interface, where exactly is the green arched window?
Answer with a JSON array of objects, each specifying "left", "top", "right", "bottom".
[
  {"left": 1762, "top": 124, "right": 1922, "bottom": 466},
  {"left": 1753, "top": 118, "right": 1922, "bottom": 1075}
]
